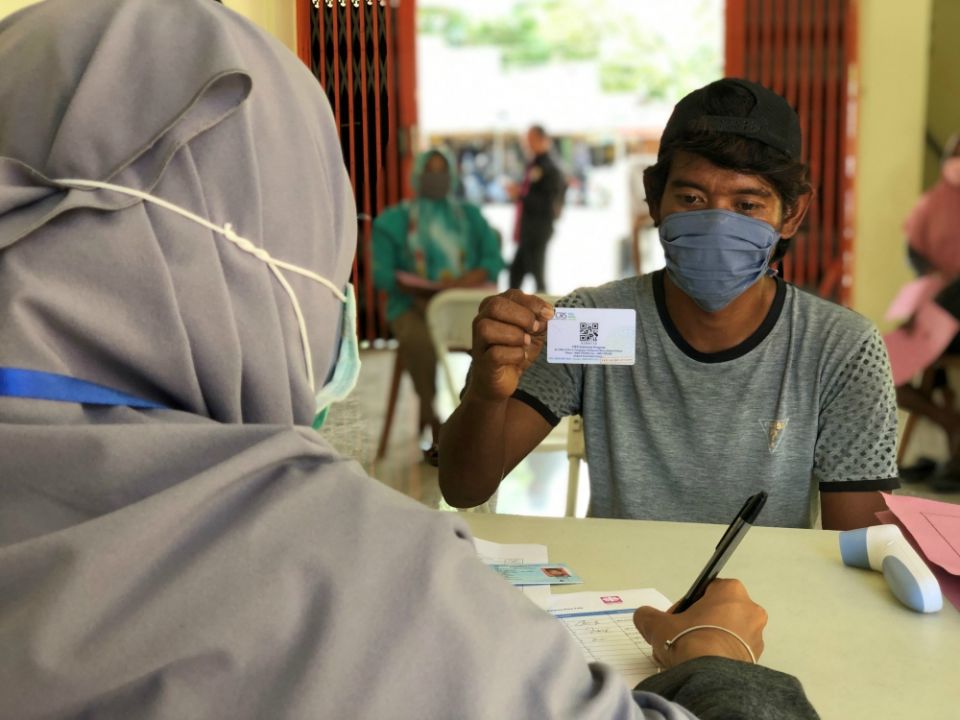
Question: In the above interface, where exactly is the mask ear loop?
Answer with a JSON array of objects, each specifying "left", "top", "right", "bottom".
[{"left": 54, "top": 178, "right": 346, "bottom": 391}]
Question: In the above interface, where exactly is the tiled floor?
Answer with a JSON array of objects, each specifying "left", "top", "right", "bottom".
[{"left": 322, "top": 348, "right": 960, "bottom": 516}]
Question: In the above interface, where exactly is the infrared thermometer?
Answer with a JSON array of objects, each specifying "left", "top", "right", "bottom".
[{"left": 839, "top": 525, "right": 942, "bottom": 613}]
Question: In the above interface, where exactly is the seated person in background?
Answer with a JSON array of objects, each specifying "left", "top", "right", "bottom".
[
  {"left": 440, "top": 78, "right": 900, "bottom": 530},
  {"left": 902, "top": 133, "right": 960, "bottom": 278},
  {"left": 885, "top": 132, "right": 960, "bottom": 490},
  {"left": 373, "top": 148, "right": 502, "bottom": 452},
  {"left": 0, "top": 2, "right": 819, "bottom": 717}
]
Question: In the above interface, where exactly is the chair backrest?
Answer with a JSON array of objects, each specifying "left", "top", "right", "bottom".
[
  {"left": 427, "top": 289, "right": 585, "bottom": 516},
  {"left": 427, "top": 289, "right": 558, "bottom": 409},
  {"left": 426, "top": 288, "right": 495, "bottom": 410},
  {"left": 426, "top": 288, "right": 493, "bottom": 353}
]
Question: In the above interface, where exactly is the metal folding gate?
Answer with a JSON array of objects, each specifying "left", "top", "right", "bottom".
[
  {"left": 296, "top": 0, "right": 417, "bottom": 341},
  {"left": 726, "top": 0, "right": 859, "bottom": 305}
]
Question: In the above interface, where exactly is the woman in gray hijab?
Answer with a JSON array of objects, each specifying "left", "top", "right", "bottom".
[{"left": 0, "top": 1, "right": 818, "bottom": 718}]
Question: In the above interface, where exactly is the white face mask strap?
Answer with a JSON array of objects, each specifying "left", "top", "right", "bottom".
[{"left": 55, "top": 178, "right": 347, "bottom": 391}]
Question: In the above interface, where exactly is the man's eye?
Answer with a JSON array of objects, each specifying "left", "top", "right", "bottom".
[
  {"left": 679, "top": 194, "right": 701, "bottom": 205},
  {"left": 737, "top": 201, "right": 762, "bottom": 212}
]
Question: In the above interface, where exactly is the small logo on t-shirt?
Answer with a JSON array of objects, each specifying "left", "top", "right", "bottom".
[{"left": 761, "top": 419, "right": 790, "bottom": 453}]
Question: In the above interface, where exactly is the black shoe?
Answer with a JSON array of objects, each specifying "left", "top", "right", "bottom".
[
  {"left": 422, "top": 443, "right": 439, "bottom": 467},
  {"left": 930, "top": 463, "right": 960, "bottom": 493},
  {"left": 898, "top": 456, "right": 938, "bottom": 483}
]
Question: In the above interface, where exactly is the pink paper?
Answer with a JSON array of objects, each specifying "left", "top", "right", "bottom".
[
  {"left": 876, "top": 510, "right": 960, "bottom": 612},
  {"left": 884, "top": 275, "right": 948, "bottom": 321},
  {"left": 882, "top": 301, "right": 960, "bottom": 386},
  {"left": 881, "top": 493, "right": 960, "bottom": 574},
  {"left": 394, "top": 271, "right": 441, "bottom": 292}
]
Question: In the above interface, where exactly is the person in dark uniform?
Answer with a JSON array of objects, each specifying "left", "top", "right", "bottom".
[{"left": 509, "top": 125, "right": 565, "bottom": 292}]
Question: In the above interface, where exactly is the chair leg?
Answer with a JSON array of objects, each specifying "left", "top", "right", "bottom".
[
  {"left": 565, "top": 415, "right": 585, "bottom": 517},
  {"left": 565, "top": 458, "right": 580, "bottom": 518},
  {"left": 376, "top": 353, "right": 404, "bottom": 460},
  {"left": 897, "top": 413, "right": 918, "bottom": 467},
  {"left": 897, "top": 364, "right": 940, "bottom": 466}
]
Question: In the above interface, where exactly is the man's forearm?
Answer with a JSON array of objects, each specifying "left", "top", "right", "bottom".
[
  {"left": 438, "top": 392, "right": 509, "bottom": 508},
  {"left": 820, "top": 490, "right": 887, "bottom": 531}
]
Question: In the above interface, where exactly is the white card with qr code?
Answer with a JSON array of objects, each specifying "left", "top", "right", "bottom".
[{"left": 546, "top": 308, "right": 636, "bottom": 365}]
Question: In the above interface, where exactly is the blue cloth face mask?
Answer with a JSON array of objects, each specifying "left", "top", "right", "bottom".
[
  {"left": 0, "top": 178, "right": 359, "bottom": 429},
  {"left": 658, "top": 209, "right": 780, "bottom": 312}
]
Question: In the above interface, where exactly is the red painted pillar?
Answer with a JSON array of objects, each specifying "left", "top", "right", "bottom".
[{"left": 395, "top": 0, "right": 419, "bottom": 200}]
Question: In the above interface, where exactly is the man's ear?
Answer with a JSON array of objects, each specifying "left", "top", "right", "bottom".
[
  {"left": 642, "top": 173, "right": 662, "bottom": 225},
  {"left": 780, "top": 190, "right": 813, "bottom": 238}
]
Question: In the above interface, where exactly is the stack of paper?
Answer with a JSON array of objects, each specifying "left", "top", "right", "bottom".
[
  {"left": 474, "top": 538, "right": 671, "bottom": 686},
  {"left": 878, "top": 493, "right": 960, "bottom": 611},
  {"left": 472, "top": 537, "right": 552, "bottom": 607}
]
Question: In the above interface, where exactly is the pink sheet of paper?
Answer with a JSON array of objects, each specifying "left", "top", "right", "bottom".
[
  {"left": 876, "top": 510, "right": 960, "bottom": 612},
  {"left": 881, "top": 493, "right": 960, "bottom": 574},
  {"left": 884, "top": 275, "right": 948, "bottom": 321},
  {"left": 394, "top": 271, "right": 441, "bottom": 292},
  {"left": 882, "top": 301, "right": 960, "bottom": 385}
]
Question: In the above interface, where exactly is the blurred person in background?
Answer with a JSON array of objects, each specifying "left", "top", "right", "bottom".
[
  {"left": 508, "top": 125, "right": 566, "bottom": 292},
  {"left": 885, "top": 132, "right": 960, "bottom": 490},
  {"left": 628, "top": 153, "right": 657, "bottom": 275},
  {"left": 373, "top": 148, "right": 502, "bottom": 455}
]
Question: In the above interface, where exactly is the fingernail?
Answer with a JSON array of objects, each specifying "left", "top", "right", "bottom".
[
  {"left": 541, "top": 306, "right": 555, "bottom": 319},
  {"left": 524, "top": 333, "right": 531, "bottom": 345},
  {"left": 532, "top": 320, "right": 540, "bottom": 332}
]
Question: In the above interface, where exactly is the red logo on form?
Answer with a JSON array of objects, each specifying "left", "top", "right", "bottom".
[{"left": 600, "top": 595, "right": 622, "bottom": 604}]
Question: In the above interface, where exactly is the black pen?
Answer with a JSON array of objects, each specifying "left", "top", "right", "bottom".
[{"left": 673, "top": 491, "right": 768, "bottom": 613}]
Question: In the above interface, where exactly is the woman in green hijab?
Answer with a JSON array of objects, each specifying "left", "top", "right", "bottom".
[{"left": 373, "top": 149, "right": 503, "bottom": 452}]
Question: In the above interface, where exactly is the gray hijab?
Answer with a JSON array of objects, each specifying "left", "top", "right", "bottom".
[
  {"left": 0, "top": 0, "right": 356, "bottom": 431},
  {"left": 0, "top": 2, "right": 676, "bottom": 718}
]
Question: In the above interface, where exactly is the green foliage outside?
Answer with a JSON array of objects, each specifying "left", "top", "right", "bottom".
[{"left": 419, "top": 0, "right": 721, "bottom": 101}]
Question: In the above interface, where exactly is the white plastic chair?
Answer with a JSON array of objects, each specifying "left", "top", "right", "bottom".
[{"left": 426, "top": 288, "right": 585, "bottom": 516}]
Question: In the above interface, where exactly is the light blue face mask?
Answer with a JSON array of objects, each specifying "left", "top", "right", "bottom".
[
  {"left": 658, "top": 209, "right": 780, "bottom": 312},
  {"left": 312, "top": 283, "right": 360, "bottom": 429},
  {"left": 41, "top": 178, "right": 360, "bottom": 429}
]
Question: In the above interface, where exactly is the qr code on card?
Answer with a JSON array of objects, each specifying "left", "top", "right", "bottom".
[{"left": 579, "top": 321, "right": 599, "bottom": 343}]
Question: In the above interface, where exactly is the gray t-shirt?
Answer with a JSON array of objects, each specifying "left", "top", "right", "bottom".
[{"left": 516, "top": 271, "right": 900, "bottom": 528}]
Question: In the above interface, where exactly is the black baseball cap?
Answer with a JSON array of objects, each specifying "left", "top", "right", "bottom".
[{"left": 659, "top": 78, "right": 802, "bottom": 161}]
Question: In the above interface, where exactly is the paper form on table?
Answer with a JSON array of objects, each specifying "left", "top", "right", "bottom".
[{"left": 548, "top": 589, "right": 672, "bottom": 687}]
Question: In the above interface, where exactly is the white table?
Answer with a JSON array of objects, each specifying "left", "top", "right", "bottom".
[{"left": 462, "top": 514, "right": 959, "bottom": 720}]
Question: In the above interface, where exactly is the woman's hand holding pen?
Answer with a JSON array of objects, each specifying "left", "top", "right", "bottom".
[
  {"left": 467, "top": 290, "right": 554, "bottom": 402},
  {"left": 633, "top": 579, "right": 767, "bottom": 669}
]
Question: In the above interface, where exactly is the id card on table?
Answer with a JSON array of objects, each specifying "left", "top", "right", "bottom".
[
  {"left": 489, "top": 563, "right": 583, "bottom": 586},
  {"left": 547, "top": 308, "right": 636, "bottom": 365}
]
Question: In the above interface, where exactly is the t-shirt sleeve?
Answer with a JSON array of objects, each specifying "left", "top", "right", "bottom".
[
  {"left": 513, "top": 291, "right": 587, "bottom": 426},
  {"left": 814, "top": 328, "right": 900, "bottom": 492}
]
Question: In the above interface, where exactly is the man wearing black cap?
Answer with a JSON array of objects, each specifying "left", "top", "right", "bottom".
[{"left": 440, "top": 78, "right": 900, "bottom": 531}]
